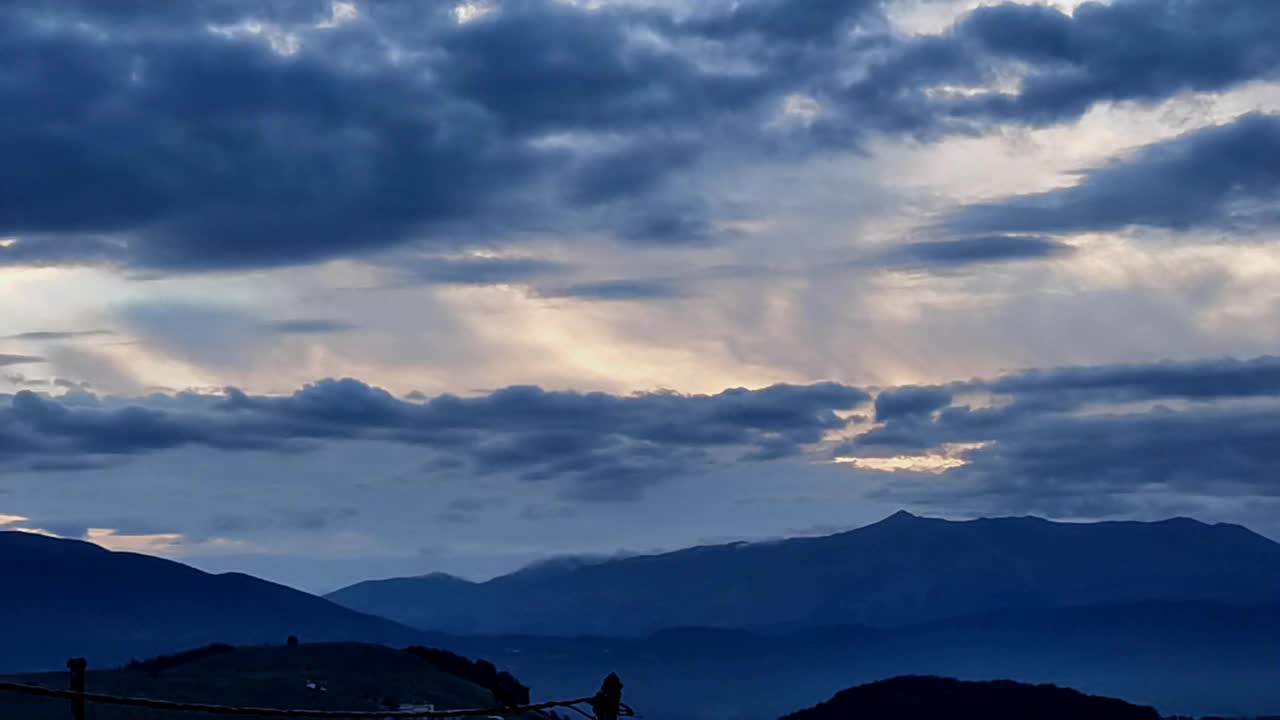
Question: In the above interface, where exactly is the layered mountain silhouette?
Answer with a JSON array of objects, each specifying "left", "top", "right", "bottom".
[
  {"left": 422, "top": 602, "right": 1280, "bottom": 719},
  {"left": 0, "top": 531, "right": 423, "bottom": 672},
  {"left": 8, "top": 513, "right": 1280, "bottom": 718},
  {"left": 328, "top": 511, "right": 1280, "bottom": 635}
]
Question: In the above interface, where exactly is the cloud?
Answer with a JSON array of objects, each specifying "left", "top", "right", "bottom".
[
  {"left": 436, "top": 496, "right": 507, "bottom": 524},
  {"left": 5, "top": 0, "right": 1273, "bottom": 273},
  {"left": 842, "top": 355, "right": 1280, "bottom": 515},
  {"left": 688, "top": 0, "right": 882, "bottom": 45},
  {"left": 874, "top": 386, "right": 954, "bottom": 421},
  {"left": 0, "top": 354, "right": 44, "bottom": 367},
  {"left": 870, "top": 404, "right": 1280, "bottom": 516},
  {"left": 849, "top": 356, "right": 1280, "bottom": 451},
  {"left": 115, "top": 303, "right": 347, "bottom": 368},
  {"left": 2, "top": 379, "right": 871, "bottom": 501},
  {"left": 0, "top": 0, "right": 851, "bottom": 272},
  {"left": 844, "top": 0, "right": 1280, "bottom": 134},
  {"left": 0, "top": 330, "right": 115, "bottom": 341},
  {"left": 540, "top": 278, "right": 688, "bottom": 301},
  {"left": 878, "top": 235, "right": 1075, "bottom": 268},
  {"left": 985, "top": 355, "right": 1280, "bottom": 405},
  {"left": 0, "top": 1, "right": 540, "bottom": 271},
  {"left": 405, "top": 256, "right": 565, "bottom": 286},
  {"left": 263, "top": 319, "right": 356, "bottom": 335},
  {"left": 944, "top": 113, "right": 1280, "bottom": 236}
]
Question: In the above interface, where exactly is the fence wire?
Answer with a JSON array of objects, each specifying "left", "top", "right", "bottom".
[{"left": 0, "top": 678, "right": 630, "bottom": 720}]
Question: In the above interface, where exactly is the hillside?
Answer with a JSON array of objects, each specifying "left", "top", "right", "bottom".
[
  {"left": 0, "top": 531, "right": 423, "bottom": 672},
  {"left": 781, "top": 676, "right": 1162, "bottom": 720},
  {"left": 328, "top": 511, "right": 1280, "bottom": 635},
  {"left": 0, "top": 642, "right": 535, "bottom": 720}
]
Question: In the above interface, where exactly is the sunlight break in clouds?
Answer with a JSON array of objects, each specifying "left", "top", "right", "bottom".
[
  {"left": 85, "top": 528, "right": 186, "bottom": 555},
  {"left": 834, "top": 443, "right": 989, "bottom": 475},
  {"left": 454, "top": 1, "right": 495, "bottom": 24}
]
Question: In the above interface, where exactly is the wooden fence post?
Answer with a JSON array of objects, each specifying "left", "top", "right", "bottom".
[
  {"left": 67, "top": 657, "right": 86, "bottom": 720},
  {"left": 590, "top": 673, "right": 623, "bottom": 720}
]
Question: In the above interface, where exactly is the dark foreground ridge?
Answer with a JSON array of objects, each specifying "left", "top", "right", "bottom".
[
  {"left": 782, "top": 676, "right": 1162, "bottom": 720},
  {"left": 0, "top": 642, "right": 572, "bottom": 720}
]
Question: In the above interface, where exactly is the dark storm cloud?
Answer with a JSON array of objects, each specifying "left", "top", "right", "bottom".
[
  {"left": 843, "top": 356, "right": 1280, "bottom": 511},
  {"left": 2, "top": 380, "right": 870, "bottom": 501},
  {"left": 5, "top": 0, "right": 1276, "bottom": 273},
  {"left": 878, "top": 235, "right": 1075, "bottom": 268},
  {"left": 0, "top": 355, "right": 44, "bottom": 367},
  {"left": 986, "top": 355, "right": 1280, "bottom": 404},
  {"left": 945, "top": 113, "right": 1280, "bottom": 236},
  {"left": 0, "top": 0, "right": 817, "bottom": 271},
  {"left": 4, "top": 390, "right": 273, "bottom": 453},
  {"left": 566, "top": 138, "right": 705, "bottom": 207},
  {"left": 688, "top": 0, "right": 882, "bottom": 44},
  {"left": 846, "top": 0, "right": 1280, "bottom": 133},
  {"left": 874, "top": 386, "right": 954, "bottom": 421}
]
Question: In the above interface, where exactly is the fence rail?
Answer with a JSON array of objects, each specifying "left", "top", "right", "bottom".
[{"left": 0, "top": 659, "right": 628, "bottom": 720}]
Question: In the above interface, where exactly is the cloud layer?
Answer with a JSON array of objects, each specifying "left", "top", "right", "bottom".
[
  {"left": 2, "top": 380, "right": 869, "bottom": 501},
  {"left": 4, "top": 0, "right": 1278, "bottom": 273},
  {"left": 8, "top": 354, "right": 1280, "bottom": 513},
  {"left": 944, "top": 113, "right": 1280, "bottom": 237},
  {"left": 844, "top": 356, "right": 1280, "bottom": 515}
]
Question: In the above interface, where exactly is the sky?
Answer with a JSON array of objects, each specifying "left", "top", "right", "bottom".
[{"left": 3, "top": 0, "right": 1280, "bottom": 593}]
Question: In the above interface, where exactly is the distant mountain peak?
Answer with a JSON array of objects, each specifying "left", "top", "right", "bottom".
[
  {"left": 864, "top": 509, "right": 932, "bottom": 529},
  {"left": 414, "top": 571, "right": 471, "bottom": 583}
]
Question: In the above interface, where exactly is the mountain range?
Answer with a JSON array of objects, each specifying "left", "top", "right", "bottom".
[
  {"left": 327, "top": 511, "right": 1280, "bottom": 635},
  {"left": 6, "top": 512, "right": 1280, "bottom": 718}
]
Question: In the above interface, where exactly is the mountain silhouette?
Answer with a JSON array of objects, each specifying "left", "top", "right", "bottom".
[
  {"left": 0, "top": 531, "right": 423, "bottom": 672},
  {"left": 781, "top": 675, "right": 1162, "bottom": 720},
  {"left": 328, "top": 511, "right": 1280, "bottom": 635},
  {"left": 419, "top": 602, "right": 1280, "bottom": 719}
]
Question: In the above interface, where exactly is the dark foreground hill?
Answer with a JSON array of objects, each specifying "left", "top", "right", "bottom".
[
  {"left": 781, "top": 676, "right": 1162, "bottom": 720},
  {"left": 0, "top": 531, "right": 423, "bottom": 672},
  {"left": 328, "top": 512, "right": 1280, "bottom": 635},
  {"left": 0, "top": 642, "right": 536, "bottom": 720}
]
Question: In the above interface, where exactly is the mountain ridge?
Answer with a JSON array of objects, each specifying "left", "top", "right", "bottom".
[{"left": 327, "top": 511, "right": 1280, "bottom": 635}]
